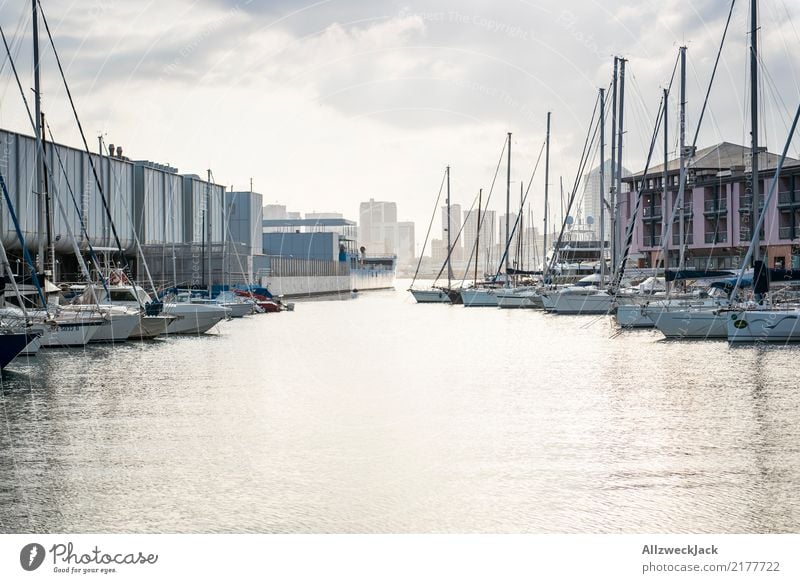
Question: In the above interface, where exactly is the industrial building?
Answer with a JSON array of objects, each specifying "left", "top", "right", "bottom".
[{"left": 0, "top": 127, "right": 265, "bottom": 289}]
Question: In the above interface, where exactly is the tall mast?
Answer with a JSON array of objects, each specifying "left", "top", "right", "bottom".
[
  {"left": 609, "top": 58, "right": 618, "bottom": 274},
  {"left": 615, "top": 58, "right": 627, "bottom": 276},
  {"left": 207, "top": 168, "right": 213, "bottom": 294},
  {"left": 505, "top": 132, "right": 512, "bottom": 278},
  {"left": 41, "top": 112, "right": 55, "bottom": 278},
  {"left": 750, "top": 0, "right": 760, "bottom": 262},
  {"left": 543, "top": 113, "right": 551, "bottom": 272},
  {"left": 517, "top": 181, "right": 524, "bottom": 271},
  {"left": 474, "top": 188, "right": 481, "bottom": 283},
  {"left": 662, "top": 86, "right": 669, "bottom": 271},
  {"left": 445, "top": 165, "right": 453, "bottom": 287},
  {"left": 599, "top": 87, "right": 606, "bottom": 284},
  {"left": 677, "top": 46, "right": 687, "bottom": 270},
  {"left": 32, "top": 0, "right": 45, "bottom": 274}
]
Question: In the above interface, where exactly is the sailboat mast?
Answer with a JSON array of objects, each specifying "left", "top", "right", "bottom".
[
  {"left": 446, "top": 165, "right": 453, "bottom": 287},
  {"left": 678, "top": 46, "right": 687, "bottom": 270},
  {"left": 41, "top": 112, "right": 55, "bottom": 279},
  {"left": 207, "top": 168, "right": 213, "bottom": 294},
  {"left": 517, "top": 181, "right": 524, "bottom": 272},
  {"left": 543, "top": 113, "right": 551, "bottom": 272},
  {"left": 32, "top": 0, "right": 45, "bottom": 274},
  {"left": 599, "top": 87, "right": 606, "bottom": 284},
  {"left": 615, "top": 58, "right": 627, "bottom": 276},
  {"left": 750, "top": 0, "right": 760, "bottom": 263},
  {"left": 505, "top": 132, "right": 511, "bottom": 278},
  {"left": 610, "top": 57, "right": 618, "bottom": 274},
  {"left": 475, "top": 188, "right": 481, "bottom": 283},
  {"left": 662, "top": 86, "right": 669, "bottom": 272}
]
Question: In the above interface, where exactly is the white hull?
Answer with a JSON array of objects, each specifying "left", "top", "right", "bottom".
[
  {"left": 163, "top": 304, "right": 229, "bottom": 334},
  {"left": 90, "top": 313, "right": 139, "bottom": 344},
  {"left": 615, "top": 303, "right": 654, "bottom": 327},
  {"left": 541, "top": 291, "right": 613, "bottom": 315},
  {"left": 460, "top": 288, "right": 498, "bottom": 307},
  {"left": 410, "top": 289, "right": 452, "bottom": 304},
  {"left": 130, "top": 314, "right": 177, "bottom": 339},
  {"left": 40, "top": 320, "right": 103, "bottom": 347},
  {"left": 727, "top": 309, "right": 800, "bottom": 343},
  {"left": 654, "top": 309, "right": 727, "bottom": 339},
  {"left": 496, "top": 288, "right": 543, "bottom": 309}
]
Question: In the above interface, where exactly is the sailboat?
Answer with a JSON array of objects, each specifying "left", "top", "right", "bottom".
[
  {"left": 541, "top": 83, "right": 616, "bottom": 316},
  {"left": 410, "top": 166, "right": 461, "bottom": 304},
  {"left": 461, "top": 132, "right": 514, "bottom": 307}
]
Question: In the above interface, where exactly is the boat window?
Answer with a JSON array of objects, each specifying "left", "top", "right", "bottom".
[{"left": 109, "top": 290, "right": 138, "bottom": 302}]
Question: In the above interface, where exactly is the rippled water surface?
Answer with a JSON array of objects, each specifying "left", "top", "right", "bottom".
[{"left": 1, "top": 281, "right": 799, "bottom": 533}]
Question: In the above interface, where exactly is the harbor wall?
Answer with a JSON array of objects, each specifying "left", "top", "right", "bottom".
[{"left": 261, "top": 275, "right": 352, "bottom": 296}]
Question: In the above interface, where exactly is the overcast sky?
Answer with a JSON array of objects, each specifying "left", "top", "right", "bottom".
[{"left": 1, "top": 0, "right": 799, "bottom": 251}]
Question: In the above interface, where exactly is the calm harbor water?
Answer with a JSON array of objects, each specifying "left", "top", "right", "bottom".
[{"left": 1, "top": 281, "right": 799, "bottom": 533}]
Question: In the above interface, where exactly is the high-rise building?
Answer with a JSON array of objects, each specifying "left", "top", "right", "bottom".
[
  {"left": 440, "top": 203, "right": 463, "bottom": 261},
  {"left": 462, "top": 207, "right": 496, "bottom": 274},
  {"left": 581, "top": 160, "right": 631, "bottom": 240},
  {"left": 359, "top": 199, "right": 398, "bottom": 255},
  {"left": 397, "top": 221, "right": 416, "bottom": 264}
]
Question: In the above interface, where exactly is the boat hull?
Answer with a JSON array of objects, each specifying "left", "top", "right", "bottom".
[
  {"left": 90, "top": 313, "right": 139, "bottom": 344},
  {"left": 130, "top": 314, "right": 178, "bottom": 339},
  {"left": 615, "top": 303, "right": 655, "bottom": 328},
  {"left": 163, "top": 304, "right": 229, "bottom": 334},
  {"left": 0, "top": 332, "right": 38, "bottom": 369},
  {"left": 39, "top": 320, "right": 103, "bottom": 347},
  {"left": 727, "top": 310, "right": 800, "bottom": 343},
  {"left": 410, "top": 289, "right": 452, "bottom": 304},
  {"left": 460, "top": 289, "right": 498, "bottom": 307},
  {"left": 541, "top": 292, "right": 613, "bottom": 315},
  {"left": 654, "top": 309, "right": 727, "bottom": 339}
]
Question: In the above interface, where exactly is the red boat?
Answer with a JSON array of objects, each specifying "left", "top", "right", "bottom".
[{"left": 233, "top": 289, "right": 281, "bottom": 312}]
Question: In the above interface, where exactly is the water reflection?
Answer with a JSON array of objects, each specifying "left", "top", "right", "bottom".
[{"left": 1, "top": 285, "right": 799, "bottom": 533}]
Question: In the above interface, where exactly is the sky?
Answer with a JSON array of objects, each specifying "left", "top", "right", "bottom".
[{"left": 1, "top": 0, "right": 799, "bottom": 253}]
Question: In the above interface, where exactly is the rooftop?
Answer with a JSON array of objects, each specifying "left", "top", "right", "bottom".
[
  {"left": 630, "top": 141, "right": 799, "bottom": 177},
  {"left": 262, "top": 218, "right": 356, "bottom": 227}
]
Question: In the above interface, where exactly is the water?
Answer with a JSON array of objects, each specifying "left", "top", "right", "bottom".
[{"left": 1, "top": 282, "right": 799, "bottom": 533}]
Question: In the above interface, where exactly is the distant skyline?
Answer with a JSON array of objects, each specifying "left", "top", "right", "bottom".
[{"left": 1, "top": 0, "right": 798, "bottom": 250}]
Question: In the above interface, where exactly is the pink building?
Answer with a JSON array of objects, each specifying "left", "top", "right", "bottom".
[{"left": 620, "top": 142, "right": 800, "bottom": 271}]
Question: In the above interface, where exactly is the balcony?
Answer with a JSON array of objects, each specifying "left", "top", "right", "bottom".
[
  {"left": 642, "top": 235, "right": 662, "bottom": 247},
  {"left": 778, "top": 191, "right": 800, "bottom": 207},
  {"left": 779, "top": 226, "right": 796, "bottom": 240},
  {"left": 672, "top": 232, "right": 694, "bottom": 245},
  {"left": 739, "top": 228, "right": 764, "bottom": 242},
  {"left": 703, "top": 199, "right": 727, "bottom": 213},
  {"left": 672, "top": 204, "right": 694, "bottom": 220},
  {"left": 704, "top": 232, "right": 728, "bottom": 244},
  {"left": 642, "top": 206, "right": 662, "bottom": 218}
]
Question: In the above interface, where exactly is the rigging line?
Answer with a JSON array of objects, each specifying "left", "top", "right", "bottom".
[
  {"left": 613, "top": 93, "right": 667, "bottom": 290},
  {"left": 691, "top": 0, "right": 737, "bottom": 148},
  {"left": 492, "top": 138, "right": 547, "bottom": 281},
  {"left": 758, "top": 53, "right": 795, "bottom": 142},
  {"left": 453, "top": 189, "right": 484, "bottom": 285},
  {"left": 433, "top": 184, "right": 475, "bottom": 285},
  {"left": 546, "top": 91, "right": 602, "bottom": 280},
  {"left": 45, "top": 124, "right": 112, "bottom": 296},
  {"left": 731, "top": 99, "right": 800, "bottom": 301},
  {"left": 458, "top": 136, "right": 508, "bottom": 285},
  {"left": 37, "top": 2, "right": 130, "bottom": 270},
  {"left": 410, "top": 168, "right": 447, "bottom": 288},
  {"left": 771, "top": 0, "right": 800, "bottom": 101},
  {"left": 0, "top": 24, "right": 49, "bottom": 310}
]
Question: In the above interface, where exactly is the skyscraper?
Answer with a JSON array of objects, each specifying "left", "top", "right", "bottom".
[{"left": 359, "top": 199, "right": 398, "bottom": 254}]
